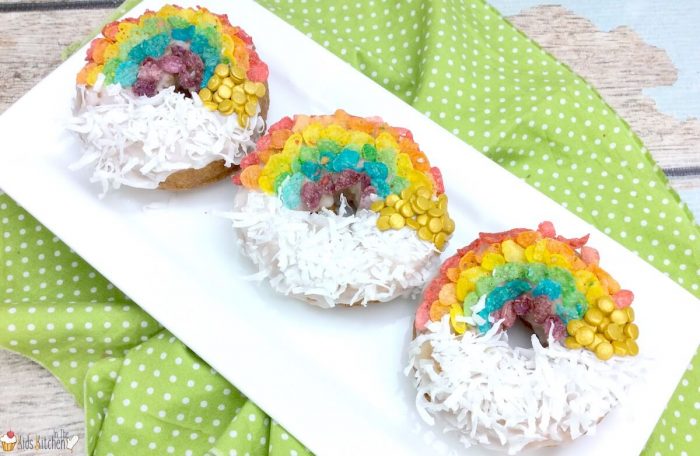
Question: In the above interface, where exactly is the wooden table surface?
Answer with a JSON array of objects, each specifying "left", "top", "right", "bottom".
[{"left": 0, "top": 1, "right": 698, "bottom": 454}]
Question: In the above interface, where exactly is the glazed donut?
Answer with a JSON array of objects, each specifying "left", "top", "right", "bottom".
[
  {"left": 69, "top": 5, "right": 269, "bottom": 193},
  {"left": 226, "top": 110, "right": 456, "bottom": 308},
  {"left": 407, "top": 222, "right": 641, "bottom": 453}
]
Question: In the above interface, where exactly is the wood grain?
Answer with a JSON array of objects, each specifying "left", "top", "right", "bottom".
[
  {"left": 0, "top": 350, "right": 85, "bottom": 456},
  {"left": 0, "top": 0, "right": 121, "bottom": 10},
  {"left": 508, "top": 5, "right": 700, "bottom": 176},
  {"left": 0, "top": 9, "right": 113, "bottom": 110}
]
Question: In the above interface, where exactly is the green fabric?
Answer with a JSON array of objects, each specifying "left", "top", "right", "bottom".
[{"left": 2, "top": 0, "right": 699, "bottom": 455}]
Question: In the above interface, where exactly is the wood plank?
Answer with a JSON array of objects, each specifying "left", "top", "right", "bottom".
[
  {"left": 0, "top": 9, "right": 113, "bottom": 112},
  {"left": 0, "top": 1, "right": 122, "bottom": 12},
  {"left": 0, "top": 349, "right": 85, "bottom": 455},
  {"left": 508, "top": 5, "right": 700, "bottom": 174}
]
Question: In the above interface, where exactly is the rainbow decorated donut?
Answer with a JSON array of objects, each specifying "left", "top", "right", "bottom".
[
  {"left": 407, "top": 222, "right": 641, "bottom": 453},
  {"left": 70, "top": 5, "right": 269, "bottom": 193},
  {"left": 225, "top": 110, "right": 455, "bottom": 307}
]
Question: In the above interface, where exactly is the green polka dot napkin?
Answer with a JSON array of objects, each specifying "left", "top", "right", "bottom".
[{"left": 2, "top": 0, "right": 699, "bottom": 455}]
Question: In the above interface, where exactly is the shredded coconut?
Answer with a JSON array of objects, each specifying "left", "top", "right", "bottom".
[
  {"left": 68, "top": 79, "right": 265, "bottom": 194},
  {"left": 407, "top": 319, "right": 643, "bottom": 454},
  {"left": 223, "top": 188, "right": 441, "bottom": 307}
]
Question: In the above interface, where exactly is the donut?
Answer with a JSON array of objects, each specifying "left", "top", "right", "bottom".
[
  {"left": 407, "top": 222, "right": 641, "bottom": 453},
  {"left": 69, "top": 5, "right": 269, "bottom": 193},
  {"left": 225, "top": 110, "right": 456, "bottom": 307}
]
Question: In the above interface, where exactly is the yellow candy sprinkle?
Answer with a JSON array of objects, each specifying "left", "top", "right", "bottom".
[
  {"left": 218, "top": 100, "right": 233, "bottom": 113},
  {"left": 380, "top": 207, "right": 396, "bottom": 217},
  {"left": 245, "top": 100, "right": 258, "bottom": 116},
  {"left": 416, "top": 214, "right": 429, "bottom": 226},
  {"left": 604, "top": 323, "right": 623, "bottom": 341},
  {"left": 443, "top": 217, "right": 455, "bottom": 235},
  {"left": 386, "top": 194, "right": 400, "bottom": 207},
  {"left": 418, "top": 227, "right": 433, "bottom": 241},
  {"left": 215, "top": 63, "right": 230, "bottom": 78},
  {"left": 377, "top": 216, "right": 391, "bottom": 231},
  {"left": 207, "top": 75, "right": 221, "bottom": 91},
  {"left": 415, "top": 196, "right": 431, "bottom": 212},
  {"left": 232, "top": 86, "right": 247, "bottom": 105},
  {"left": 610, "top": 309, "right": 628, "bottom": 325},
  {"left": 428, "top": 207, "right": 444, "bottom": 218},
  {"left": 434, "top": 232, "right": 447, "bottom": 251},
  {"left": 566, "top": 319, "right": 585, "bottom": 335},
  {"left": 243, "top": 80, "right": 257, "bottom": 95},
  {"left": 400, "top": 204, "right": 414, "bottom": 218},
  {"left": 575, "top": 327, "right": 595, "bottom": 346},
  {"left": 584, "top": 308, "right": 604, "bottom": 326},
  {"left": 437, "top": 194, "right": 448, "bottom": 210},
  {"left": 595, "top": 341, "right": 614, "bottom": 361},
  {"left": 389, "top": 213, "right": 405, "bottom": 229},
  {"left": 231, "top": 66, "right": 246, "bottom": 82},
  {"left": 222, "top": 77, "right": 235, "bottom": 88},
  {"left": 212, "top": 93, "right": 223, "bottom": 103},
  {"left": 428, "top": 217, "right": 443, "bottom": 234},
  {"left": 217, "top": 85, "right": 232, "bottom": 100},
  {"left": 624, "top": 323, "right": 639, "bottom": 340},
  {"left": 625, "top": 339, "right": 639, "bottom": 356},
  {"left": 198, "top": 88, "right": 212, "bottom": 102},
  {"left": 406, "top": 218, "right": 420, "bottom": 230},
  {"left": 414, "top": 187, "right": 429, "bottom": 199},
  {"left": 625, "top": 307, "right": 635, "bottom": 322},
  {"left": 589, "top": 334, "right": 605, "bottom": 350},
  {"left": 370, "top": 201, "right": 385, "bottom": 212},
  {"left": 400, "top": 188, "right": 413, "bottom": 200},
  {"left": 254, "top": 82, "right": 266, "bottom": 98},
  {"left": 203, "top": 101, "right": 218, "bottom": 111},
  {"left": 612, "top": 340, "right": 628, "bottom": 356},
  {"left": 238, "top": 113, "right": 249, "bottom": 128},
  {"left": 565, "top": 336, "right": 582, "bottom": 349},
  {"left": 597, "top": 296, "right": 615, "bottom": 314}
]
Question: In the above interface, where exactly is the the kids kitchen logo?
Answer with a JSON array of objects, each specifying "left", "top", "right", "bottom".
[{"left": 1, "top": 429, "right": 79, "bottom": 452}]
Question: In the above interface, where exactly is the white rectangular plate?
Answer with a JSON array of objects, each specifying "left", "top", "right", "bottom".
[{"left": 0, "top": 1, "right": 698, "bottom": 455}]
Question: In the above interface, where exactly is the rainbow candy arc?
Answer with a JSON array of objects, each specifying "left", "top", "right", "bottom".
[
  {"left": 417, "top": 222, "right": 639, "bottom": 361},
  {"left": 77, "top": 5, "right": 268, "bottom": 93},
  {"left": 234, "top": 110, "right": 455, "bottom": 250}
]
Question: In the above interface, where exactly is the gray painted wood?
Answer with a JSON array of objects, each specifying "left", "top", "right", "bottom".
[{"left": 0, "top": 350, "right": 85, "bottom": 455}]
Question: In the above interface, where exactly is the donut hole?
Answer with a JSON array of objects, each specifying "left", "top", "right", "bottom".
[
  {"left": 501, "top": 318, "right": 534, "bottom": 348},
  {"left": 487, "top": 292, "right": 568, "bottom": 348},
  {"left": 320, "top": 183, "right": 365, "bottom": 216},
  {"left": 131, "top": 44, "right": 204, "bottom": 98}
]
